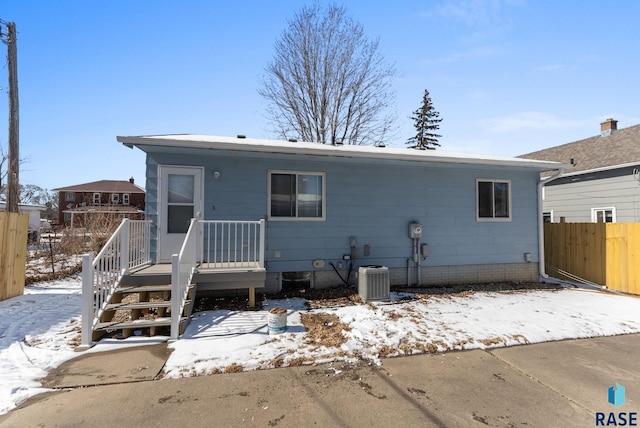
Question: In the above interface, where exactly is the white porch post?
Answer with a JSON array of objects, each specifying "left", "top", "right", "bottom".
[
  {"left": 170, "top": 254, "right": 180, "bottom": 341},
  {"left": 119, "top": 218, "right": 130, "bottom": 274},
  {"left": 78, "top": 253, "right": 94, "bottom": 350},
  {"left": 259, "top": 219, "right": 266, "bottom": 269}
]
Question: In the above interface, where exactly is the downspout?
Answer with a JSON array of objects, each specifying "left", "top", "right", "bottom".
[{"left": 537, "top": 168, "right": 564, "bottom": 280}]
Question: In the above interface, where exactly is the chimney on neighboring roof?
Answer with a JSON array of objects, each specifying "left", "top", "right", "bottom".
[
  {"left": 600, "top": 118, "right": 618, "bottom": 136},
  {"left": 129, "top": 177, "right": 134, "bottom": 184}
]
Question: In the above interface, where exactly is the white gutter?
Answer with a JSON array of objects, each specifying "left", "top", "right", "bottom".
[{"left": 537, "top": 168, "right": 565, "bottom": 280}]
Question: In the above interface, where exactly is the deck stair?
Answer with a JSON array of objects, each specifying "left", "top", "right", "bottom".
[
  {"left": 81, "top": 218, "right": 266, "bottom": 349},
  {"left": 92, "top": 279, "right": 195, "bottom": 341}
]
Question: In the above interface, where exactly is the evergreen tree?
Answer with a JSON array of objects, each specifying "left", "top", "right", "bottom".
[{"left": 407, "top": 89, "right": 442, "bottom": 149}]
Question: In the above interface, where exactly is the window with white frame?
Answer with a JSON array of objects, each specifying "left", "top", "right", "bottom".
[
  {"left": 93, "top": 193, "right": 101, "bottom": 205},
  {"left": 268, "top": 171, "right": 325, "bottom": 220},
  {"left": 477, "top": 179, "right": 511, "bottom": 221},
  {"left": 65, "top": 192, "right": 75, "bottom": 201},
  {"left": 592, "top": 207, "right": 616, "bottom": 223},
  {"left": 122, "top": 193, "right": 130, "bottom": 206},
  {"left": 543, "top": 211, "right": 553, "bottom": 223},
  {"left": 111, "top": 193, "right": 120, "bottom": 204}
]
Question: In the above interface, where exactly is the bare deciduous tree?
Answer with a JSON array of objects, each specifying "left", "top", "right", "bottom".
[{"left": 260, "top": 4, "right": 397, "bottom": 145}]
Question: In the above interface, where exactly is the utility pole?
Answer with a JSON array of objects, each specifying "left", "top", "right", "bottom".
[{"left": 1, "top": 20, "right": 19, "bottom": 213}]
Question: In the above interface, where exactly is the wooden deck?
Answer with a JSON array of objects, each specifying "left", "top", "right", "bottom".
[{"left": 123, "top": 262, "right": 266, "bottom": 305}]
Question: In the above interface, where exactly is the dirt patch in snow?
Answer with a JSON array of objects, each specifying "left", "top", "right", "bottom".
[{"left": 300, "top": 312, "right": 351, "bottom": 348}]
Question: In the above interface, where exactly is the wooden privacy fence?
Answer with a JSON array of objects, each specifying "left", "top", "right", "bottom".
[
  {"left": 0, "top": 211, "right": 29, "bottom": 301},
  {"left": 544, "top": 222, "right": 640, "bottom": 294}
]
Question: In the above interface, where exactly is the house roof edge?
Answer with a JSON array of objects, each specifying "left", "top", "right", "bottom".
[{"left": 117, "top": 134, "right": 570, "bottom": 171}]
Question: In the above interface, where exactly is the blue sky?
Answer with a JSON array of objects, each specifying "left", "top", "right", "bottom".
[{"left": 1, "top": 0, "right": 639, "bottom": 190}]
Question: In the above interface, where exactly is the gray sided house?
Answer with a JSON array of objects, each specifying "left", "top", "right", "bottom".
[
  {"left": 118, "top": 135, "right": 566, "bottom": 292},
  {"left": 520, "top": 119, "right": 640, "bottom": 223}
]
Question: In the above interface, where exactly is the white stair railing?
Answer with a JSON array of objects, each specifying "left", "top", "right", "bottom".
[
  {"left": 199, "top": 219, "right": 265, "bottom": 269},
  {"left": 170, "top": 218, "right": 199, "bottom": 340},
  {"left": 79, "top": 218, "right": 152, "bottom": 349}
]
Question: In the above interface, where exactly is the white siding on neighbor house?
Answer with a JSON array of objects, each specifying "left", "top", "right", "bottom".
[
  {"left": 543, "top": 166, "right": 640, "bottom": 222},
  {"left": 143, "top": 149, "right": 542, "bottom": 274}
]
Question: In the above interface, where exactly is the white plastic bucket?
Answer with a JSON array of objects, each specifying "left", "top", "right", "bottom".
[{"left": 267, "top": 308, "right": 287, "bottom": 335}]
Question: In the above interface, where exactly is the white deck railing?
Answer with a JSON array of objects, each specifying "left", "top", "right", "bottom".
[
  {"left": 171, "top": 218, "right": 199, "bottom": 340},
  {"left": 199, "top": 219, "right": 265, "bottom": 270},
  {"left": 80, "top": 219, "right": 152, "bottom": 349},
  {"left": 80, "top": 218, "right": 265, "bottom": 346}
]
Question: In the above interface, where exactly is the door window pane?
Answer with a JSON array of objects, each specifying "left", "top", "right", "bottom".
[
  {"left": 167, "top": 205, "right": 193, "bottom": 233},
  {"left": 168, "top": 174, "right": 194, "bottom": 204}
]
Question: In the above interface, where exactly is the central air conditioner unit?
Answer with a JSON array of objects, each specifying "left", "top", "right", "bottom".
[{"left": 358, "top": 265, "right": 390, "bottom": 302}]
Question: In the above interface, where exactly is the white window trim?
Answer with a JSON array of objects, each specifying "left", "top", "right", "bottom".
[
  {"left": 268, "top": 170, "right": 326, "bottom": 221},
  {"left": 93, "top": 193, "right": 101, "bottom": 205},
  {"left": 591, "top": 207, "right": 616, "bottom": 223},
  {"left": 111, "top": 193, "right": 120, "bottom": 204},
  {"left": 543, "top": 210, "right": 554, "bottom": 223},
  {"left": 476, "top": 178, "right": 512, "bottom": 222},
  {"left": 123, "top": 193, "right": 130, "bottom": 206}
]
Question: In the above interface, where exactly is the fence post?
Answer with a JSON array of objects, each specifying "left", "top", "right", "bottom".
[
  {"left": 78, "top": 253, "right": 94, "bottom": 350},
  {"left": 120, "top": 218, "right": 130, "bottom": 274},
  {"left": 259, "top": 219, "right": 266, "bottom": 268},
  {"left": 170, "top": 254, "right": 180, "bottom": 341}
]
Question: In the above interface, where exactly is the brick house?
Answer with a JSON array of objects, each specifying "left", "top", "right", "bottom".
[{"left": 53, "top": 179, "right": 145, "bottom": 227}]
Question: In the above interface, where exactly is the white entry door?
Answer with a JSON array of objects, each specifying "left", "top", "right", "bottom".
[{"left": 158, "top": 165, "right": 204, "bottom": 262}]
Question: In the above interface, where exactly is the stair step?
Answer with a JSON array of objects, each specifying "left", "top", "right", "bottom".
[
  {"left": 104, "top": 301, "right": 181, "bottom": 311},
  {"left": 116, "top": 284, "right": 173, "bottom": 293},
  {"left": 94, "top": 316, "right": 188, "bottom": 331}
]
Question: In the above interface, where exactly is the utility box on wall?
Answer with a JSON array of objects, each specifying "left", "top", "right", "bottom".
[
  {"left": 409, "top": 223, "right": 422, "bottom": 239},
  {"left": 358, "top": 265, "right": 390, "bottom": 302}
]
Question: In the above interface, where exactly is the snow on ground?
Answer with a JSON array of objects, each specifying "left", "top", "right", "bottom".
[
  {"left": 2, "top": 278, "right": 640, "bottom": 415},
  {"left": 163, "top": 289, "right": 640, "bottom": 377},
  {"left": 0, "top": 278, "right": 82, "bottom": 415}
]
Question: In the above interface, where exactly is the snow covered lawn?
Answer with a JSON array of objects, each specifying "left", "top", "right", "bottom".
[{"left": 2, "top": 277, "right": 640, "bottom": 415}]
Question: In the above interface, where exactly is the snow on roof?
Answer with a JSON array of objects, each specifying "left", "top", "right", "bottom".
[{"left": 118, "top": 134, "right": 570, "bottom": 171}]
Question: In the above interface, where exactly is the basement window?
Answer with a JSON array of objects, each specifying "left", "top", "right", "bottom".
[
  {"left": 281, "top": 271, "right": 311, "bottom": 291},
  {"left": 477, "top": 179, "right": 511, "bottom": 221}
]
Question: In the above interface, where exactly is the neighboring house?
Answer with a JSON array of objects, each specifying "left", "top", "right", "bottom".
[
  {"left": 519, "top": 119, "right": 640, "bottom": 223},
  {"left": 52, "top": 179, "right": 145, "bottom": 227},
  {"left": 117, "top": 134, "right": 566, "bottom": 292},
  {"left": 0, "top": 201, "right": 47, "bottom": 242}
]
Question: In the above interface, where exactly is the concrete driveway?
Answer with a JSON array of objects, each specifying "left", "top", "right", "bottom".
[{"left": 1, "top": 334, "right": 639, "bottom": 427}]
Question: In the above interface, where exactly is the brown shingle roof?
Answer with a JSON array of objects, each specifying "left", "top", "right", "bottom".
[
  {"left": 53, "top": 180, "right": 145, "bottom": 193},
  {"left": 519, "top": 123, "right": 640, "bottom": 174}
]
